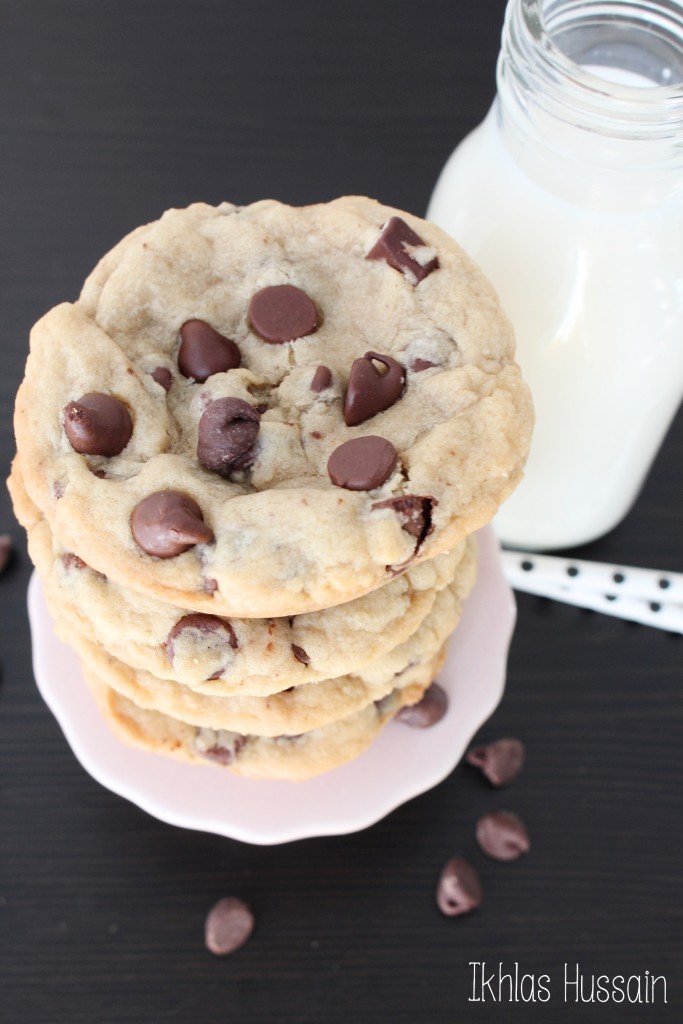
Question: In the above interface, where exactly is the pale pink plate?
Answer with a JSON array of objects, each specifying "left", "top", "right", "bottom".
[{"left": 27, "top": 526, "right": 515, "bottom": 845}]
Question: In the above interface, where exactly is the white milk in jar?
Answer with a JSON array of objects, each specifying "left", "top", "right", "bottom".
[{"left": 427, "top": 0, "right": 683, "bottom": 550}]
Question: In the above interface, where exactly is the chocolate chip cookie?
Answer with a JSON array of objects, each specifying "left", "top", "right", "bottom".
[
  {"left": 84, "top": 654, "right": 444, "bottom": 781},
  {"left": 14, "top": 197, "right": 532, "bottom": 617},
  {"left": 14, "top": 459, "right": 470, "bottom": 695}
]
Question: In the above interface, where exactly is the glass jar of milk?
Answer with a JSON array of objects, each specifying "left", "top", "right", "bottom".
[{"left": 427, "top": 0, "right": 683, "bottom": 550}]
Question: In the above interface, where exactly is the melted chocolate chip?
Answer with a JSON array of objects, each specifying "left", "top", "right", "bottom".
[
  {"left": 395, "top": 683, "right": 448, "bottom": 728},
  {"left": 131, "top": 491, "right": 213, "bottom": 558},
  {"left": 178, "top": 320, "right": 241, "bottom": 382},
  {"left": 310, "top": 365, "right": 332, "bottom": 393},
  {"left": 205, "top": 897, "right": 254, "bottom": 957},
  {"left": 327, "top": 436, "right": 397, "bottom": 491},
  {"left": 291, "top": 643, "right": 310, "bottom": 666},
  {"left": 61, "top": 552, "right": 87, "bottom": 571},
  {"left": 195, "top": 728, "right": 246, "bottom": 765},
  {"left": 151, "top": 366, "right": 173, "bottom": 391},
  {"left": 371, "top": 495, "right": 435, "bottom": 547},
  {"left": 436, "top": 857, "right": 483, "bottom": 917},
  {"left": 197, "top": 398, "right": 261, "bottom": 476},
  {"left": 476, "top": 810, "right": 530, "bottom": 861},
  {"left": 466, "top": 738, "right": 526, "bottom": 787},
  {"left": 167, "top": 613, "right": 238, "bottom": 664},
  {"left": 63, "top": 393, "right": 133, "bottom": 457},
  {"left": 366, "top": 216, "right": 439, "bottom": 283},
  {"left": 410, "top": 358, "right": 438, "bottom": 372},
  {"left": 248, "top": 285, "right": 319, "bottom": 344},
  {"left": 344, "top": 352, "right": 405, "bottom": 427}
]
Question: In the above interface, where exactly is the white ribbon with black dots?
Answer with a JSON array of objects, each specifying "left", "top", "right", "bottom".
[{"left": 501, "top": 550, "right": 683, "bottom": 633}]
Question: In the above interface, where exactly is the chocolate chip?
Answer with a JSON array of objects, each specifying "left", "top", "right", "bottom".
[
  {"left": 248, "top": 284, "right": 319, "bottom": 344},
  {"left": 197, "top": 398, "right": 261, "bottom": 476},
  {"left": 167, "top": 613, "right": 237, "bottom": 664},
  {"left": 151, "top": 366, "right": 173, "bottom": 391},
  {"left": 410, "top": 358, "right": 438, "bottom": 372},
  {"left": 205, "top": 897, "right": 254, "bottom": 956},
  {"left": 178, "top": 320, "right": 241, "bottom": 382},
  {"left": 476, "top": 811, "right": 530, "bottom": 861},
  {"left": 436, "top": 857, "right": 483, "bottom": 917},
  {"left": 366, "top": 216, "right": 439, "bottom": 284},
  {"left": 61, "top": 552, "right": 87, "bottom": 571},
  {"left": 371, "top": 495, "right": 435, "bottom": 546},
  {"left": 131, "top": 491, "right": 213, "bottom": 558},
  {"left": 344, "top": 352, "right": 405, "bottom": 427},
  {"left": 310, "top": 365, "right": 332, "bottom": 392},
  {"left": 466, "top": 738, "right": 526, "bottom": 787},
  {"left": 63, "top": 393, "right": 133, "bottom": 457},
  {"left": 0, "top": 535, "right": 13, "bottom": 575},
  {"left": 327, "top": 436, "right": 397, "bottom": 491},
  {"left": 291, "top": 643, "right": 310, "bottom": 666},
  {"left": 395, "top": 682, "right": 448, "bottom": 727}
]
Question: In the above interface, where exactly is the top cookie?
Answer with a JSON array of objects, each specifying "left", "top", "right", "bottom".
[{"left": 14, "top": 196, "right": 532, "bottom": 616}]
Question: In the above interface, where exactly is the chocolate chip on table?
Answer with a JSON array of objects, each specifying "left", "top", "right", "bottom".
[
  {"left": 248, "top": 284, "right": 319, "bottom": 344},
  {"left": 131, "top": 491, "right": 214, "bottom": 558},
  {"left": 366, "top": 216, "right": 439, "bottom": 283},
  {"left": 197, "top": 398, "right": 261, "bottom": 476},
  {"left": 291, "top": 643, "right": 310, "bottom": 666},
  {"left": 63, "top": 392, "right": 133, "bottom": 457},
  {"left": 344, "top": 352, "right": 405, "bottom": 427},
  {"left": 476, "top": 810, "right": 530, "bottom": 861},
  {"left": 327, "top": 436, "right": 397, "bottom": 491},
  {"left": 466, "top": 738, "right": 526, "bottom": 787},
  {"left": 436, "top": 857, "right": 483, "bottom": 917},
  {"left": 395, "top": 682, "right": 448, "bottom": 728},
  {"left": 167, "top": 614, "right": 238, "bottom": 663},
  {"left": 178, "top": 320, "right": 241, "bottom": 382},
  {"left": 205, "top": 896, "right": 254, "bottom": 957},
  {"left": 0, "top": 535, "right": 13, "bottom": 575},
  {"left": 310, "top": 365, "right": 332, "bottom": 393},
  {"left": 151, "top": 366, "right": 173, "bottom": 391},
  {"left": 371, "top": 495, "right": 435, "bottom": 545}
]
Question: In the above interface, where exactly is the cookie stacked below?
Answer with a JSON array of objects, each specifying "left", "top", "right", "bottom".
[{"left": 10, "top": 197, "right": 533, "bottom": 780}]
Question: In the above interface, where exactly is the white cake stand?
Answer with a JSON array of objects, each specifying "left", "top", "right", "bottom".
[{"left": 27, "top": 526, "right": 515, "bottom": 845}]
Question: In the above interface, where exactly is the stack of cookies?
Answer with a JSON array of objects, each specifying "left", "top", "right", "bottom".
[{"left": 10, "top": 197, "right": 532, "bottom": 780}]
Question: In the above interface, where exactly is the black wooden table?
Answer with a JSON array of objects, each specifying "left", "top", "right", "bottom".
[{"left": 1, "top": 3, "right": 681, "bottom": 1022}]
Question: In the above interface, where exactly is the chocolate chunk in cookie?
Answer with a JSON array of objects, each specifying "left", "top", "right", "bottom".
[
  {"left": 367, "top": 216, "right": 439, "bottom": 284},
  {"left": 151, "top": 366, "right": 173, "bottom": 391},
  {"left": 372, "top": 495, "right": 435, "bottom": 547},
  {"left": 63, "top": 393, "right": 133, "bottom": 457},
  {"left": 197, "top": 398, "right": 261, "bottom": 476},
  {"left": 327, "top": 436, "right": 397, "bottom": 491},
  {"left": 290, "top": 643, "right": 310, "bottom": 666},
  {"left": 344, "top": 352, "right": 405, "bottom": 426},
  {"left": 395, "top": 682, "right": 448, "bottom": 727},
  {"left": 167, "top": 613, "right": 238, "bottom": 665},
  {"left": 131, "top": 491, "right": 213, "bottom": 558},
  {"left": 178, "top": 320, "right": 241, "bottom": 382},
  {"left": 248, "top": 284, "right": 319, "bottom": 343},
  {"left": 310, "top": 365, "right": 333, "bottom": 393}
]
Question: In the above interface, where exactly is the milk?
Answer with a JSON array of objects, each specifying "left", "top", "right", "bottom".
[{"left": 427, "top": 77, "right": 683, "bottom": 550}]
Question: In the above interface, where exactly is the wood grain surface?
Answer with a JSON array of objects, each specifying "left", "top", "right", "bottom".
[{"left": 0, "top": 2, "right": 681, "bottom": 1022}]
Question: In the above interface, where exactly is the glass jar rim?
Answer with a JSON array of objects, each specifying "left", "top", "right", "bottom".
[{"left": 501, "top": 0, "right": 683, "bottom": 133}]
